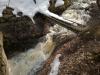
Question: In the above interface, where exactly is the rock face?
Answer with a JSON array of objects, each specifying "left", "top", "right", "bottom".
[
  {"left": 0, "top": 15, "right": 37, "bottom": 54},
  {"left": 0, "top": 32, "right": 9, "bottom": 75}
]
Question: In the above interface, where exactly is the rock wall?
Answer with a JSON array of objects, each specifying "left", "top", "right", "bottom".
[{"left": 0, "top": 32, "right": 9, "bottom": 75}]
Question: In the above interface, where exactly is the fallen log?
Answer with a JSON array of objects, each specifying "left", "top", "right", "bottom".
[{"left": 0, "top": 32, "right": 9, "bottom": 75}]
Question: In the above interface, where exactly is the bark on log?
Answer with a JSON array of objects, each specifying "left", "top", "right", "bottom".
[{"left": 0, "top": 32, "right": 9, "bottom": 75}]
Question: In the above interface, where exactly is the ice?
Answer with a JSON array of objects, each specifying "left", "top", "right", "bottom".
[
  {"left": 0, "top": 0, "right": 66, "bottom": 17},
  {"left": 55, "top": 0, "right": 64, "bottom": 7},
  {"left": 49, "top": 54, "right": 61, "bottom": 75},
  {"left": 9, "top": 0, "right": 41, "bottom": 16},
  {"left": 0, "top": 0, "right": 49, "bottom": 17}
]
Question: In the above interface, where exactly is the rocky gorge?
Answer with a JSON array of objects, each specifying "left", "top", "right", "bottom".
[{"left": 0, "top": 0, "right": 100, "bottom": 75}]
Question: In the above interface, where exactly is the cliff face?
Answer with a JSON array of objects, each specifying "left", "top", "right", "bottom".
[{"left": 0, "top": 32, "right": 10, "bottom": 75}]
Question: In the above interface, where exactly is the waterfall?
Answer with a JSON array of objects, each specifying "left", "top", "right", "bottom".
[{"left": 8, "top": 33, "right": 56, "bottom": 75}]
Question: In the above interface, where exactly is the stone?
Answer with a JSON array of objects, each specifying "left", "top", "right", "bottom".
[{"left": 0, "top": 32, "right": 9, "bottom": 75}]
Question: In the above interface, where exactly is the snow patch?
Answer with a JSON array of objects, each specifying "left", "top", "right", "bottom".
[
  {"left": 0, "top": 0, "right": 65, "bottom": 17},
  {"left": 0, "top": 0, "right": 50, "bottom": 17},
  {"left": 62, "top": 0, "right": 91, "bottom": 25},
  {"left": 55, "top": 0, "right": 64, "bottom": 7},
  {"left": 49, "top": 54, "right": 61, "bottom": 75}
]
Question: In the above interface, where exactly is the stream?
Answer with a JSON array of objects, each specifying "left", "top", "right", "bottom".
[{"left": 8, "top": 33, "right": 56, "bottom": 75}]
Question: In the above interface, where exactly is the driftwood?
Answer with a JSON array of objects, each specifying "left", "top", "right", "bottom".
[{"left": 0, "top": 32, "right": 9, "bottom": 75}]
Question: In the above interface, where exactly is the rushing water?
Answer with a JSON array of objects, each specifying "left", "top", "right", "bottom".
[{"left": 8, "top": 33, "right": 56, "bottom": 75}]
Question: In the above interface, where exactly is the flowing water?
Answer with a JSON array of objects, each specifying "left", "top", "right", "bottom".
[{"left": 8, "top": 33, "right": 56, "bottom": 75}]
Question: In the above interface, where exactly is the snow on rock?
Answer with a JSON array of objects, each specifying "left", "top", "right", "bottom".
[
  {"left": 0, "top": 0, "right": 65, "bottom": 17},
  {"left": 8, "top": 0, "right": 48, "bottom": 17},
  {"left": 49, "top": 54, "right": 61, "bottom": 75},
  {"left": 50, "top": 0, "right": 93, "bottom": 34},
  {"left": 0, "top": 0, "right": 8, "bottom": 16},
  {"left": 62, "top": 0, "right": 91, "bottom": 25},
  {"left": 62, "top": 10, "right": 90, "bottom": 25},
  {"left": 8, "top": 0, "right": 49, "bottom": 16},
  {"left": 55, "top": 0, "right": 64, "bottom": 7},
  {"left": 0, "top": 0, "right": 66, "bottom": 24},
  {"left": 49, "top": 0, "right": 100, "bottom": 29}
]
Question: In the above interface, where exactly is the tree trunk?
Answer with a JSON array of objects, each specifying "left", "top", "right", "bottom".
[{"left": 0, "top": 32, "right": 9, "bottom": 75}]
